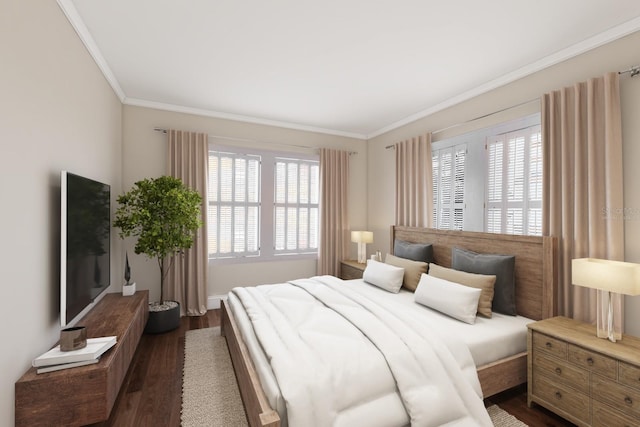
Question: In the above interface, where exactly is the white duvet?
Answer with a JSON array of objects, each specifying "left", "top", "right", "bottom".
[{"left": 231, "top": 275, "right": 492, "bottom": 427}]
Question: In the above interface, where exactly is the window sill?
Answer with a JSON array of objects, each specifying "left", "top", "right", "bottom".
[{"left": 209, "top": 253, "right": 318, "bottom": 266}]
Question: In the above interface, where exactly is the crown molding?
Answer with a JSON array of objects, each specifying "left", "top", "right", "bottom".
[
  {"left": 57, "top": 0, "right": 126, "bottom": 102},
  {"left": 124, "top": 98, "right": 367, "bottom": 140},
  {"left": 367, "top": 16, "right": 640, "bottom": 139}
]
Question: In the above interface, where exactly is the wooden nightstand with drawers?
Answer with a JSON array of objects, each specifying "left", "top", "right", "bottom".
[
  {"left": 339, "top": 260, "right": 366, "bottom": 280},
  {"left": 527, "top": 316, "right": 640, "bottom": 427}
]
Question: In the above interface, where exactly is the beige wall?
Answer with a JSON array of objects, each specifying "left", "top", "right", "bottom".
[
  {"left": 368, "top": 30, "right": 640, "bottom": 336},
  {"left": 0, "top": 1, "right": 123, "bottom": 425},
  {"left": 122, "top": 105, "right": 367, "bottom": 301}
]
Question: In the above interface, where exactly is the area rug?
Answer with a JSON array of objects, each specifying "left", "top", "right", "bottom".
[
  {"left": 487, "top": 404, "right": 528, "bottom": 426},
  {"left": 181, "top": 327, "right": 528, "bottom": 427},
  {"left": 182, "top": 327, "right": 248, "bottom": 427}
]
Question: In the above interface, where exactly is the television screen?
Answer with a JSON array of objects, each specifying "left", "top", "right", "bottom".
[{"left": 61, "top": 171, "right": 111, "bottom": 327}]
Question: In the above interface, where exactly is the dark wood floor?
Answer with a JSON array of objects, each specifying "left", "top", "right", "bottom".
[{"left": 98, "top": 309, "right": 575, "bottom": 427}]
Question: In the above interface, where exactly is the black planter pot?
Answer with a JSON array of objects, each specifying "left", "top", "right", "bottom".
[{"left": 145, "top": 301, "right": 180, "bottom": 334}]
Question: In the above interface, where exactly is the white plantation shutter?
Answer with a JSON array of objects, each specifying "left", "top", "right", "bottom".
[
  {"left": 274, "top": 158, "right": 319, "bottom": 254},
  {"left": 486, "top": 136, "right": 503, "bottom": 233},
  {"left": 431, "top": 151, "right": 439, "bottom": 226},
  {"left": 453, "top": 148, "right": 465, "bottom": 230},
  {"left": 528, "top": 127, "right": 543, "bottom": 235},
  {"left": 208, "top": 151, "right": 261, "bottom": 257},
  {"left": 432, "top": 145, "right": 466, "bottom": 230},
  {"left": 485, "top": 124, "right": 541, "bottom": 236}
]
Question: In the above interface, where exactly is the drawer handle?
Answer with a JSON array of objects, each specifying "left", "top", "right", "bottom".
[
  {"left": 555, "top": 391, "right": 562, "bottom": 400},
  {"left": 625, "top": 396, "right": 633, "bottom": 405},
  {"left": 555, "top": 367, "right": 562, "bottom": 375},
  {"left": 587, "top": 357, "right": 594, "bottom": 366},
  {"left": 545, "top": 342, "right": 553, "bottom": 349}
]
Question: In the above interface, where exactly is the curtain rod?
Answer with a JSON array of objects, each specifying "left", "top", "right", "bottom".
[
  {"left": 619, "top": 65, "right": 640, "bottom": 77},
  {"left": 153, "top": 128, "right": 357, "bottom": 155},
  {"left": 384, "top": 98, "right": 538, "bottom": 149},
  {"left": 385, "top": 64, "right": 640, "bottom": 150}
]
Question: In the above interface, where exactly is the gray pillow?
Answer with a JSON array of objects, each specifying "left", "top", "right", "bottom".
[
  {"left": 394, "top": 239, "right": 435, "bottom": 263},
  {"left": 451, "top": 247, "right": 517, "bottom": 316}
]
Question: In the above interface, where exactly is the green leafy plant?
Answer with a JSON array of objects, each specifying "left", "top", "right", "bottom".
[{"left": 114, "top": 176, "right": 202, "bottom": 303}]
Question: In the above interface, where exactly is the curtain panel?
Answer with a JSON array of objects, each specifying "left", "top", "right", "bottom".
[
  {"left": 542, "top": 72, "right": 624, "bottom": 330},
  {"left": 395, "top": 133, "right": 434, "bottom": 227},
  {"left": 166, "top": 129, "right": 209, "bottom": 316},
  {"left": 317, "top": 148, "right": 350, "bottom": 276}
]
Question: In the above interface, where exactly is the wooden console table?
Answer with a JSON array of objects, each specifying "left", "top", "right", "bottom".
[{"left": 15, "top": 291, "right": 148, "bottom": 426}]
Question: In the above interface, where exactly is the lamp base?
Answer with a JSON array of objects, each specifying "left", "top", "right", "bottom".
[
  {"left": 596, "top": 290, "right": 622, "bottom": 342},
  {"left": 357, "top": 243, "right": 367, "bottom": 264}
]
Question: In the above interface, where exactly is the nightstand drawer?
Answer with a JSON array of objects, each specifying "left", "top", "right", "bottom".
[
  {"left": 568, "top": 344, "right": 617, "bottom": 379},
  {"left": 619, "top": 361, "right": 640, "bottom": 391},
  {"left": 532, "top": 332, "right": 567, "bottom": 359},
  {"left": 533, "top": 354, "right": 589, "bottom": 393},
  {"left": 532, "top": 373, "right": 590, "bottom": 424},
  {"left": 592, "top": 374, "right": 640, "bottom": 419},
  {"left": 593, "top": 400, "right": 640, "bottom": 427}
]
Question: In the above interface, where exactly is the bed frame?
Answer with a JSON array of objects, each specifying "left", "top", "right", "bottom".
[{"left": 221, "top": 226, "right": 557, "bottom": 427}]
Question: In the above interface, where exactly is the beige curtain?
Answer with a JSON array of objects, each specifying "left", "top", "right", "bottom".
[
  {"left": 395, "top": 133, "right": 434, "bottom": 227},
  {"left": 166, "top": 129, "right": 208, "bottom": 316},
  {"left": 542, "top": 72, "right": 624, "bottom": 329},
  {"left": 317, "top": 148, "right": 350, "bottom": 276}
]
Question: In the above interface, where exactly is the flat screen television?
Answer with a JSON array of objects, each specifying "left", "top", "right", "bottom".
[{"left": 60, "top": 171, "right": 111, "bottom": 327}]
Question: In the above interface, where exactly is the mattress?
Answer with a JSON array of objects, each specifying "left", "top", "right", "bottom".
[{"left": 228, "top": 277, "right": 533, "bottom": 425}]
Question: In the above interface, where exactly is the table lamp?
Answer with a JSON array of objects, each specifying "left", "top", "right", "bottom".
[
  {"left": 351, "top": 231, "right": 373, "bottom": 264},
  {"left": 572, "top": 258, "right": 640, "bottom": 342}
]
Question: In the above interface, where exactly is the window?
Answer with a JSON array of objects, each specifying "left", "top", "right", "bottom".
[
  {"left": 430, "top": 113, "right": 541, "bottom": 236},
  {"left": 208, "top": 147, "right": 319, "bottom": 260},
  {"left": 486, "top": 124, "right": 542, "bottom": 235},
  {"left": 432, "top": 145, "right": 466, "bottom": 230}
]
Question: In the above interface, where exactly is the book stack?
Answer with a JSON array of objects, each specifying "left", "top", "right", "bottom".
[{"left": 33, "top": 336, "right": 117, "bottom": 374}]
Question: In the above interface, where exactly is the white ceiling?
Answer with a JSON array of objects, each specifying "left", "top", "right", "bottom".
[{"left": 61, "top": 0, "right": 640, "bottom": 139}]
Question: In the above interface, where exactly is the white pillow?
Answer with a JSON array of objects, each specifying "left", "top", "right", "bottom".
[
  {"left": 362, "top": 259, "right": 404, "bottom": 293},
  {"left": 414, "top": 273, "right": 482, "bottom": 324}
]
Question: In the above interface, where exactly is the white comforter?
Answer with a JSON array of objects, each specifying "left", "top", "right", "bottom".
[{"left": 231, "top": 275, "right": 492, "bottom": 427}]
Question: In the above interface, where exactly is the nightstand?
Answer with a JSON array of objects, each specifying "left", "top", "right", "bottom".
[
  {"left": 339, "top": 260, "right": 366, "bottom": 280},
  {"left": 527, "top": 316, "right": 640, "bottom": 427}
]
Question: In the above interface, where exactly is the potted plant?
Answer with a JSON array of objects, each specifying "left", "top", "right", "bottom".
[{"left": 114, "top": 176, "right": 202, "bottom": 333}]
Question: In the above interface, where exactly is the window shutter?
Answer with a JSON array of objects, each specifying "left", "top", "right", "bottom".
[
  {"left": 432, "top": 145, "right": 465, "bottom": 231},
  {"left": 273, "top": 157, "right": 319, "bottom": 255},
  {"left": 484, "top": 124, "right": 542, "bottom": 236},
  {"left": 208, "top": 150, "right": 261, "bottom": 258},
  {"left": 432, "top": 151, "right": 439, "bottom": 226}
]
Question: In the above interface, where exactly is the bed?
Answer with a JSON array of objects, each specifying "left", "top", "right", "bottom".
[{"left": 221, "top": 226, "right": 558, "bottom": 427}]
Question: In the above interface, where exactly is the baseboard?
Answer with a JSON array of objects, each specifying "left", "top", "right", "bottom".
[{"left": 207, "top": 294, "right": 228, "bottom": 310}]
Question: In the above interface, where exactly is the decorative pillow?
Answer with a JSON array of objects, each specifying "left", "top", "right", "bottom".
[
  {"left": 428, "top": 263, "right": 496, "bottom": 317},
  {"left": 452, "top": 247, "right": 517, "bottom": 316},
  {"left": 414, "top": 274, "right": 482, "bottom": 324},
  {"left": 384, "top": 253, "right": 428, "bottom": 292},
  {"left": 362, "top": 259, "right": 404, "bottom": 293},
  {"left": 394, "top": 239, "right": 435, "bottom": 263}
]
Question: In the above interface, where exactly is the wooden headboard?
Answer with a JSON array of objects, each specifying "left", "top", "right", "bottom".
[{"left": 391, "top": 226, "right": 557, "bottom": 321}]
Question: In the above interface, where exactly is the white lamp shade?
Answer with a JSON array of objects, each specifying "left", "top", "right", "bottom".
[
  {"left": 351, "top": 231, "right": 373, "bottom": 244},
  {"left": 572, "top": 258, "right": 640, "bottom": 296}
]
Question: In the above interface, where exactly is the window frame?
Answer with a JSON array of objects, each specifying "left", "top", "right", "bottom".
[
  {"left": 208, "top": 144, "right": 319, "bottom": 265},
  {"left": 430, "top": 113, "right": 541, "bottom": 236}
]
